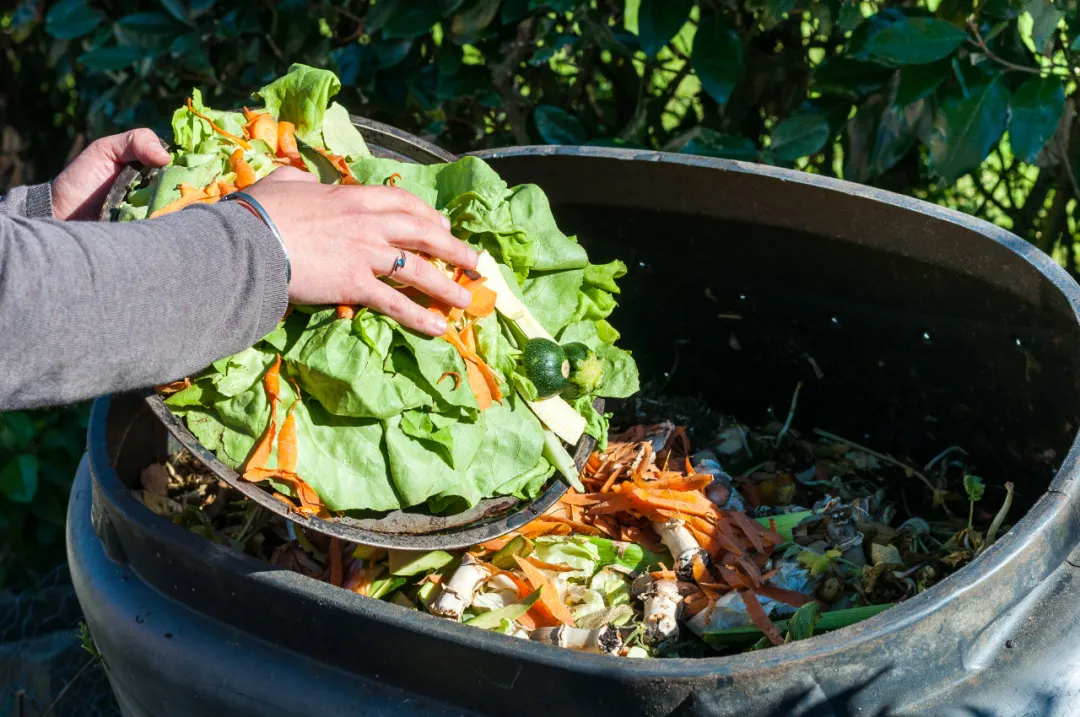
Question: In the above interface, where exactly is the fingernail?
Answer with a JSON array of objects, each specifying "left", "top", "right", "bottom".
[
  {"left": 432, "top": 315, "right": 448, "bottom": 334},
  {"left": 466, "top": 247, "right": 480, "bottom": 266},
  {"left": 440, "top": 214, "right": 451, "bottom": 230},
  {"left": 457, "top": 287, "right": 472, "bottom": 308}
]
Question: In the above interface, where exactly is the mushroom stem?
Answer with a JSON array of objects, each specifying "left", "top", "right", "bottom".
[
  {"left": 530, "top": 625, "right": 623, "bottom": 654},
  {"left": 430, "top": 553, "right": 489, "bottom": 620},
  {"left": 653, "top": 518, "right": 709, "bottom": 580}
]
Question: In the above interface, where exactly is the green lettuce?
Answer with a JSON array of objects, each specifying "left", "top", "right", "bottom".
[
  {"left": 125, "top": 66, "right": 639, "bottom": 515},
  {"left": 253, "top": 63, "right": 341, "bottom": 141}
]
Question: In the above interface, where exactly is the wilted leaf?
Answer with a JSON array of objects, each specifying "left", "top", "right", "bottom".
[
  {"left": 636, "top": 0, "right": 693, "bottom": 58},
  {"left": 0, "top": 455, "right": 39, "bottom": 504},
  {"left": 785, "top": 602, "right": 820, "bottom": 642},
  {"left": 45, "top": 0, "right": 106, "bottom": 40},
  {"left": 576, "top": 603, "right": 635, "bottom": 630},
  {"left": 692, "top": 13, "right": 742, "bottom": 107},
  {"left": 871, "top": 543, "right": 903, "bottom": 567},
  {"left": 928, "top": 77, "right": 1010, "bottom": 183},
  {"left": 797, "top": 548, "right": 840, "bottom": 576},
  {"left": 1009, "top": 76, "right": 1065, "bottom": 163},
  {"left": 865, "top": 17, "right": 969, "bottom": 66},
  {"left": 769, "top": 113, "right": 831, "bottom": 162},
  {"left": 964, "top": 474, "right": 986, "bottom": 502},
  {"left": 534, "top": 105, "right": 587, "bottom": 144}
]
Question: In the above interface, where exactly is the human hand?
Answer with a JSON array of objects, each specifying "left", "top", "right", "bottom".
[
  {"left": 245, "top": 167, "right": 479, "bottom": 337},
  {"left": 52, "top": 129, "right": 171, "bottom": 221}
]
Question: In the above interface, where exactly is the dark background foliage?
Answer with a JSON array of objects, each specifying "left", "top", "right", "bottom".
[{"left": 1, "top": 0, "right": 1078, "bottom": 587}]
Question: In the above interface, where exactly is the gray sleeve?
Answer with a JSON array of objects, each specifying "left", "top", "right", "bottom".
[
  {"left": 0, "top": 183, "right": 54, "bottom": 219},
  {"left": 0, "top": 202, "right": 289, "bottom": 410}
]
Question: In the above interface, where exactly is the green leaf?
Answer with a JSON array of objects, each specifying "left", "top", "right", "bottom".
[
  {"left": 1025, "top": 0, "right": 1064, "bottom": 54},
  {"left": 895, "top": 61, "right": 950, "bottom": 105},
  {"left": 1009, "top": 76, "right": 1065, "bottom": 163},
  {"left": 692, "top": 13, "right": 742, "bottom": 107},
  {"left": 1, "top": 412, "right": 35, "bottom": 450},
  {"left": 465, "top": 588, "right": 543, "bottom": 629},
  {"left": 254, "top": 63, "right": 342, "bottom": 142},
  {"left": 78, "top": 46, "right": 144, "bottom": 71},
  {"left": 636, "top": 0, "right": 693, "bottom": 58},
  {"left": 586, "top": 536, "right": 668, "bottom": 571},
  {"left": 116, "top": 11, "right": 185, "bottom": 37},
  {"left": 928, "top": 76, "right": 1011, "bottom": 183},
  {"left": 814, "top": 58, "right": 894, "bottom": 97},
  {"left": 451, "top": 0, "right": 501, "bottom": 38},
  {"left": 762, "top": 0, "right": 796, "bottom": 28},
  {"left": 769, "top": 114, "right": 831, "bottom": 162},
  {"left": 671, "top": 127, "right": 758, "bottom": 160},
  {"left": 864, "top": 17, "right": 969, "bottom": 66},
  {"left": 534, "top": 105, "right": 587, "bottom": 145},
  {"left": 159, "top": 0, "right": 193, "bottom": 24},
  {"left": 0, "top": 455, "right": 39, "bottom": 504},
  {"left": 964, "top": 474, "right": 986, "bottom": 502},
  {"left": 369, "top": 0, "right": 444, "bottom": 39},
  {"left": 45, "top": 0, "right": 105, "bottom": 39},
  {"left": 754, "top": 510, "right": 815, "bottom": 542},
  {"left": 703, "top": 604, "right": 896, "bottom": 646}
]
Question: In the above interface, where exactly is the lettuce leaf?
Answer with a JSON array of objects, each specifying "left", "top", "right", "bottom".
[
  {"left": 559, "top": 321, "right": 639, "bottom": 399},
  {"left": 254, "top": 63, "right": 341, "bottom": 141},
  {"left": 321, "top": 102, "right": 370, "bottom": 161}
]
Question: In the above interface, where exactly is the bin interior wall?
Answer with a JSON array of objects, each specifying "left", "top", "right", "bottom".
[{"left": 482, "top": 152, "right": 1080, "bottom": 503}]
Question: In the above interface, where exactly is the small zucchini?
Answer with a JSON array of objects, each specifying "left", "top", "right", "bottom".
[{"left": 523, "top": 338, "right": 571, "bottom": 398}]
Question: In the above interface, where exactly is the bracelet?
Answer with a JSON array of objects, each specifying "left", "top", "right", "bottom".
[{"left": 222, "top": 191, "right": 291, "bottom": 284}]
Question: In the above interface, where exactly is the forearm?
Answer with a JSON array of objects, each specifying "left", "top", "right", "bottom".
[
  {"left": 0, "top": 203, "right": 288, "bottom": 410},
  {"left": 0, "top": 183, "right": 54, "bottom": 219}
]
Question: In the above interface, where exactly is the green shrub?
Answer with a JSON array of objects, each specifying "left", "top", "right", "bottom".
[{"left": 0, "top": 405, "right": 89, "bottom": 588}]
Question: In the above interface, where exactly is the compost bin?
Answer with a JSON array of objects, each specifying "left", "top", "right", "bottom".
[{"left": 68, "top": 145, "right": 1080, "bottom": 717}]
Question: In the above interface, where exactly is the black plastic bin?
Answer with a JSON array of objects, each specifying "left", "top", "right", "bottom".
[{"left": 68, "top": 146, "right": 1080, "bottom": 717}]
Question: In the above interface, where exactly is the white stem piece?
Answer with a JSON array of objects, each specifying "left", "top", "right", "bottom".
[
  {"left": 636, "top": 577, "right": 684, "bottom": 647},
  {"left": 530, "top": 625, "right": 622, "bottom": 654},
  {"left": 653, "top": 519, "right": 708, "bottom": 579},
  {"left": 429, "top": 553, "right": 490, "bottom": 620}
]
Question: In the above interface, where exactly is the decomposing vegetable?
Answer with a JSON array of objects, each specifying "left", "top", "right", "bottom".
[
  {"left": 142, "top": 389, "right": 1017, "bottom": 660},
  {"left": 633, "top": 574, "right": 685, "bottom": 646},
  {"left": 530, "top": 625, "right": 622, "bottom": 654},
  {"left": 129, "top": 65, "right": 639, "bottom": 516},
  {"left": 430, "top": 553, "right": 491, "bottom": 620}
]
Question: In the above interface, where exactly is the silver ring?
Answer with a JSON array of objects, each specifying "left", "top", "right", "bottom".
[{"left": 388, "top": 249, "right": 406, "bottom": 277}]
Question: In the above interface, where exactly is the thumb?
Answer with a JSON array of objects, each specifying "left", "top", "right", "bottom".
[{"left": 96, "top": 129, "right": 171, "bottom": 168}]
